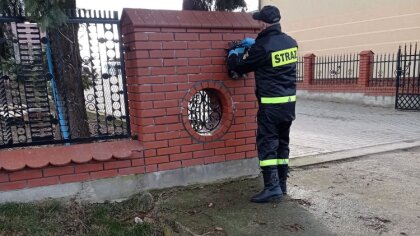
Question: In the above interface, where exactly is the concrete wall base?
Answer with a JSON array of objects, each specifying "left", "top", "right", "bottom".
[
  {"left": 0, "top": 158, "right": 260, "bottom": 203},
  {"left": 297, "top": 90, "right": 395, "bottom": 107}
]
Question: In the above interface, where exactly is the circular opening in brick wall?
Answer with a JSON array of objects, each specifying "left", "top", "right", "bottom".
[
  {"left": 188, "top": 89, "right": 222, "bottom": 135},
  {"left": 181, "top": 82, "right": 234, "bottom": 142}
]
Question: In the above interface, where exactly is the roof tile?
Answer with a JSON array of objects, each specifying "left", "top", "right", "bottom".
[
  {"left": 0, "top": 150, "right": 26, "bottom": 171},
  {"left": 0, "top": 140, "right": 143, "bottom": 171}
]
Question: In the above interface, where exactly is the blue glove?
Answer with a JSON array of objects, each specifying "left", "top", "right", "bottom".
[
  {"left": 241, "top": 37, "right": 255, "bottom": 47},
  {"left": 228, "top": 49, "right": 239, "bottom": 57},
  {"left": 228, "top": 49, "right": 238, "bottom": 57}
]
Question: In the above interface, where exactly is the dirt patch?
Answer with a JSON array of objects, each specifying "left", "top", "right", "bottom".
[
  {"left": 157, "top": 147, "right": 420, "bottom": 236},
  {"left": 281, "top": 223, "right": 305, "bottom": 232},
  {"left": 358, "top": 216, "right": 391, "bottom": 234},
  {"left": 289, "top": 147, "right": 420, "bottom": 236},
  {"left": 156, "top": 178, "right": 333, "bottom": 236},
  {"left": 290, "top": 198, "right": 312, "bottom": 207}
]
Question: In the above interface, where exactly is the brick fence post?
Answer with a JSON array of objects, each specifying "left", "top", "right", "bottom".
[
  {"left": 303, "top": 53, "right": 316, "bottom": 86},
  {"left": 358, "top": 50, "right": 374, "bottom": 88},
  {"left": 121, "top": 9, "right": 262, "bottom": 172}
]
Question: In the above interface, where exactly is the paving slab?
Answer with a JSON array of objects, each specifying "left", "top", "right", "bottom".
[{"left": 290, "top": 99, "right": 420, "bottom": 162}]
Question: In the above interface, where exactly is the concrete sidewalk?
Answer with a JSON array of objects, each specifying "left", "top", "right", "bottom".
[{"left": 290, "top": 99, "right": 420, "bottom": 164}]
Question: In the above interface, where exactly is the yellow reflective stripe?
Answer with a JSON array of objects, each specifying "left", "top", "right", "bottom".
[
  {"left": 259, "top": 159, "right": 289, "bottom": 167},
  {"left": 278, "top": 159, "right": 289, "bottom": 165},
  {"left": 259, "top": 159, "right": 278, "bottom": 167},
  {"left": 261, "top": 95, "right": 296, "bottom": 104},
  {"left": 271, "top": 47, "right": 298, "bottom": 67}
]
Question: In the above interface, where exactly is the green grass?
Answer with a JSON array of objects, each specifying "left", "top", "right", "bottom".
[
  {"left": 0, "top": 201, "right": 62, "bottom": 235},
  {"left": 0, "top": 197, "right": 160, "bottom": 236}
]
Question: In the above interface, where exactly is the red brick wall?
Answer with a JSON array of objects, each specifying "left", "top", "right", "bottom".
[
  {"left": 122, "top": 9, "right": 261, "bottom": 173},
  {"left": 0, "top": 9, "right": 262, "bottom": 193}
]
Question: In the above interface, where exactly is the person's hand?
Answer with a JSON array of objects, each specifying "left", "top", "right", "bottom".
[
  {"left": 228, "top": 49, "right": 239, "bottom": 57},
  {"left": 241, "top": 37, "right": 255, "bottom": 47}
]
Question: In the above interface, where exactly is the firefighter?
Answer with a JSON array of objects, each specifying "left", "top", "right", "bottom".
[{"left": 228, "top": 5, "right": 298, "bottom": 203}]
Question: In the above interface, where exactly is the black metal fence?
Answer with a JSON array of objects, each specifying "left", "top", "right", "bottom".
[
  {"left": 296, "top": 57, "right": 304, "bottom": 83},
  {"left": 395, "top": 43, "right": 420, "bottom": 110},
  {"left": 370, "top": 53, "right": 398, "bottom": 87},
  {"left": 0, "top": 10, "right": 130, "bottom": 148},
  {"left": 313, "top": 54, "right": 359, "bottom": 85}
]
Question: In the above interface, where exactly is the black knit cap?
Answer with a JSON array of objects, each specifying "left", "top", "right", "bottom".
[{"left": 252, "top": 5, "right": 281, "bottom": 24}]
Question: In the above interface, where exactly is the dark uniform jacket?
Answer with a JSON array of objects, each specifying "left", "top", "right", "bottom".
[{"left": 228, "top": 24, "right": 298, "bottom": 121}]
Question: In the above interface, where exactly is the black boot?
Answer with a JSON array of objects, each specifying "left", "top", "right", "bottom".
[
  {"left": 278, "top": 165, "right": 288, "bottom": 195},
  {"left": 251, "top": 167, "right": 283, "bottom": 203}
]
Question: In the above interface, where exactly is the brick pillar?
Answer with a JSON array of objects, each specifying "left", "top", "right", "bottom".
[
  {"left": 121, "top": 9, "right": 262, "bottom": 173},
  {"left": 303, "top": 53, "right": 316, "bottom": 86},
  {"left": 358, "top": 50, "right": 374, "bottom": 88}
]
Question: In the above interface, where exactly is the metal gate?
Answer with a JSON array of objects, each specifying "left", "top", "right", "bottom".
[
  {"left": 0, "top": 10, "right": 130, "bottom": 148},
  {"left": 395, "top": 44, "right": 420, "bottom": 110}
]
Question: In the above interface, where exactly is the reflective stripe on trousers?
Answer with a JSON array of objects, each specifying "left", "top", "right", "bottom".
[
  {"left": 260, "top": 95, "right": 296, "bottom": 104},
  {"left": 260, "top": 158, "right": 289, "bottom": 167}
]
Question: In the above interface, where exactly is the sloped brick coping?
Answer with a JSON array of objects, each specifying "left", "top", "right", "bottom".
[
  {"left": 181, "top": 81, "right": 234, "bottom": 142},
  {"left": 122, "top": 8, "right": 262, "bottom": 30},
  {"left": 0, "top": 140, "right": 142, "bottom": 171}
]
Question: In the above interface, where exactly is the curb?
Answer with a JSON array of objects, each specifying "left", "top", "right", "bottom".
[{"left": 290, "top": 139, "right": 420, "bottom": 167}]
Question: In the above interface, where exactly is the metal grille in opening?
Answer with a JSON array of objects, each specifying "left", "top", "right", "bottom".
[{"left": 188, "top": 89, "right": 222, "bottom": 135}]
